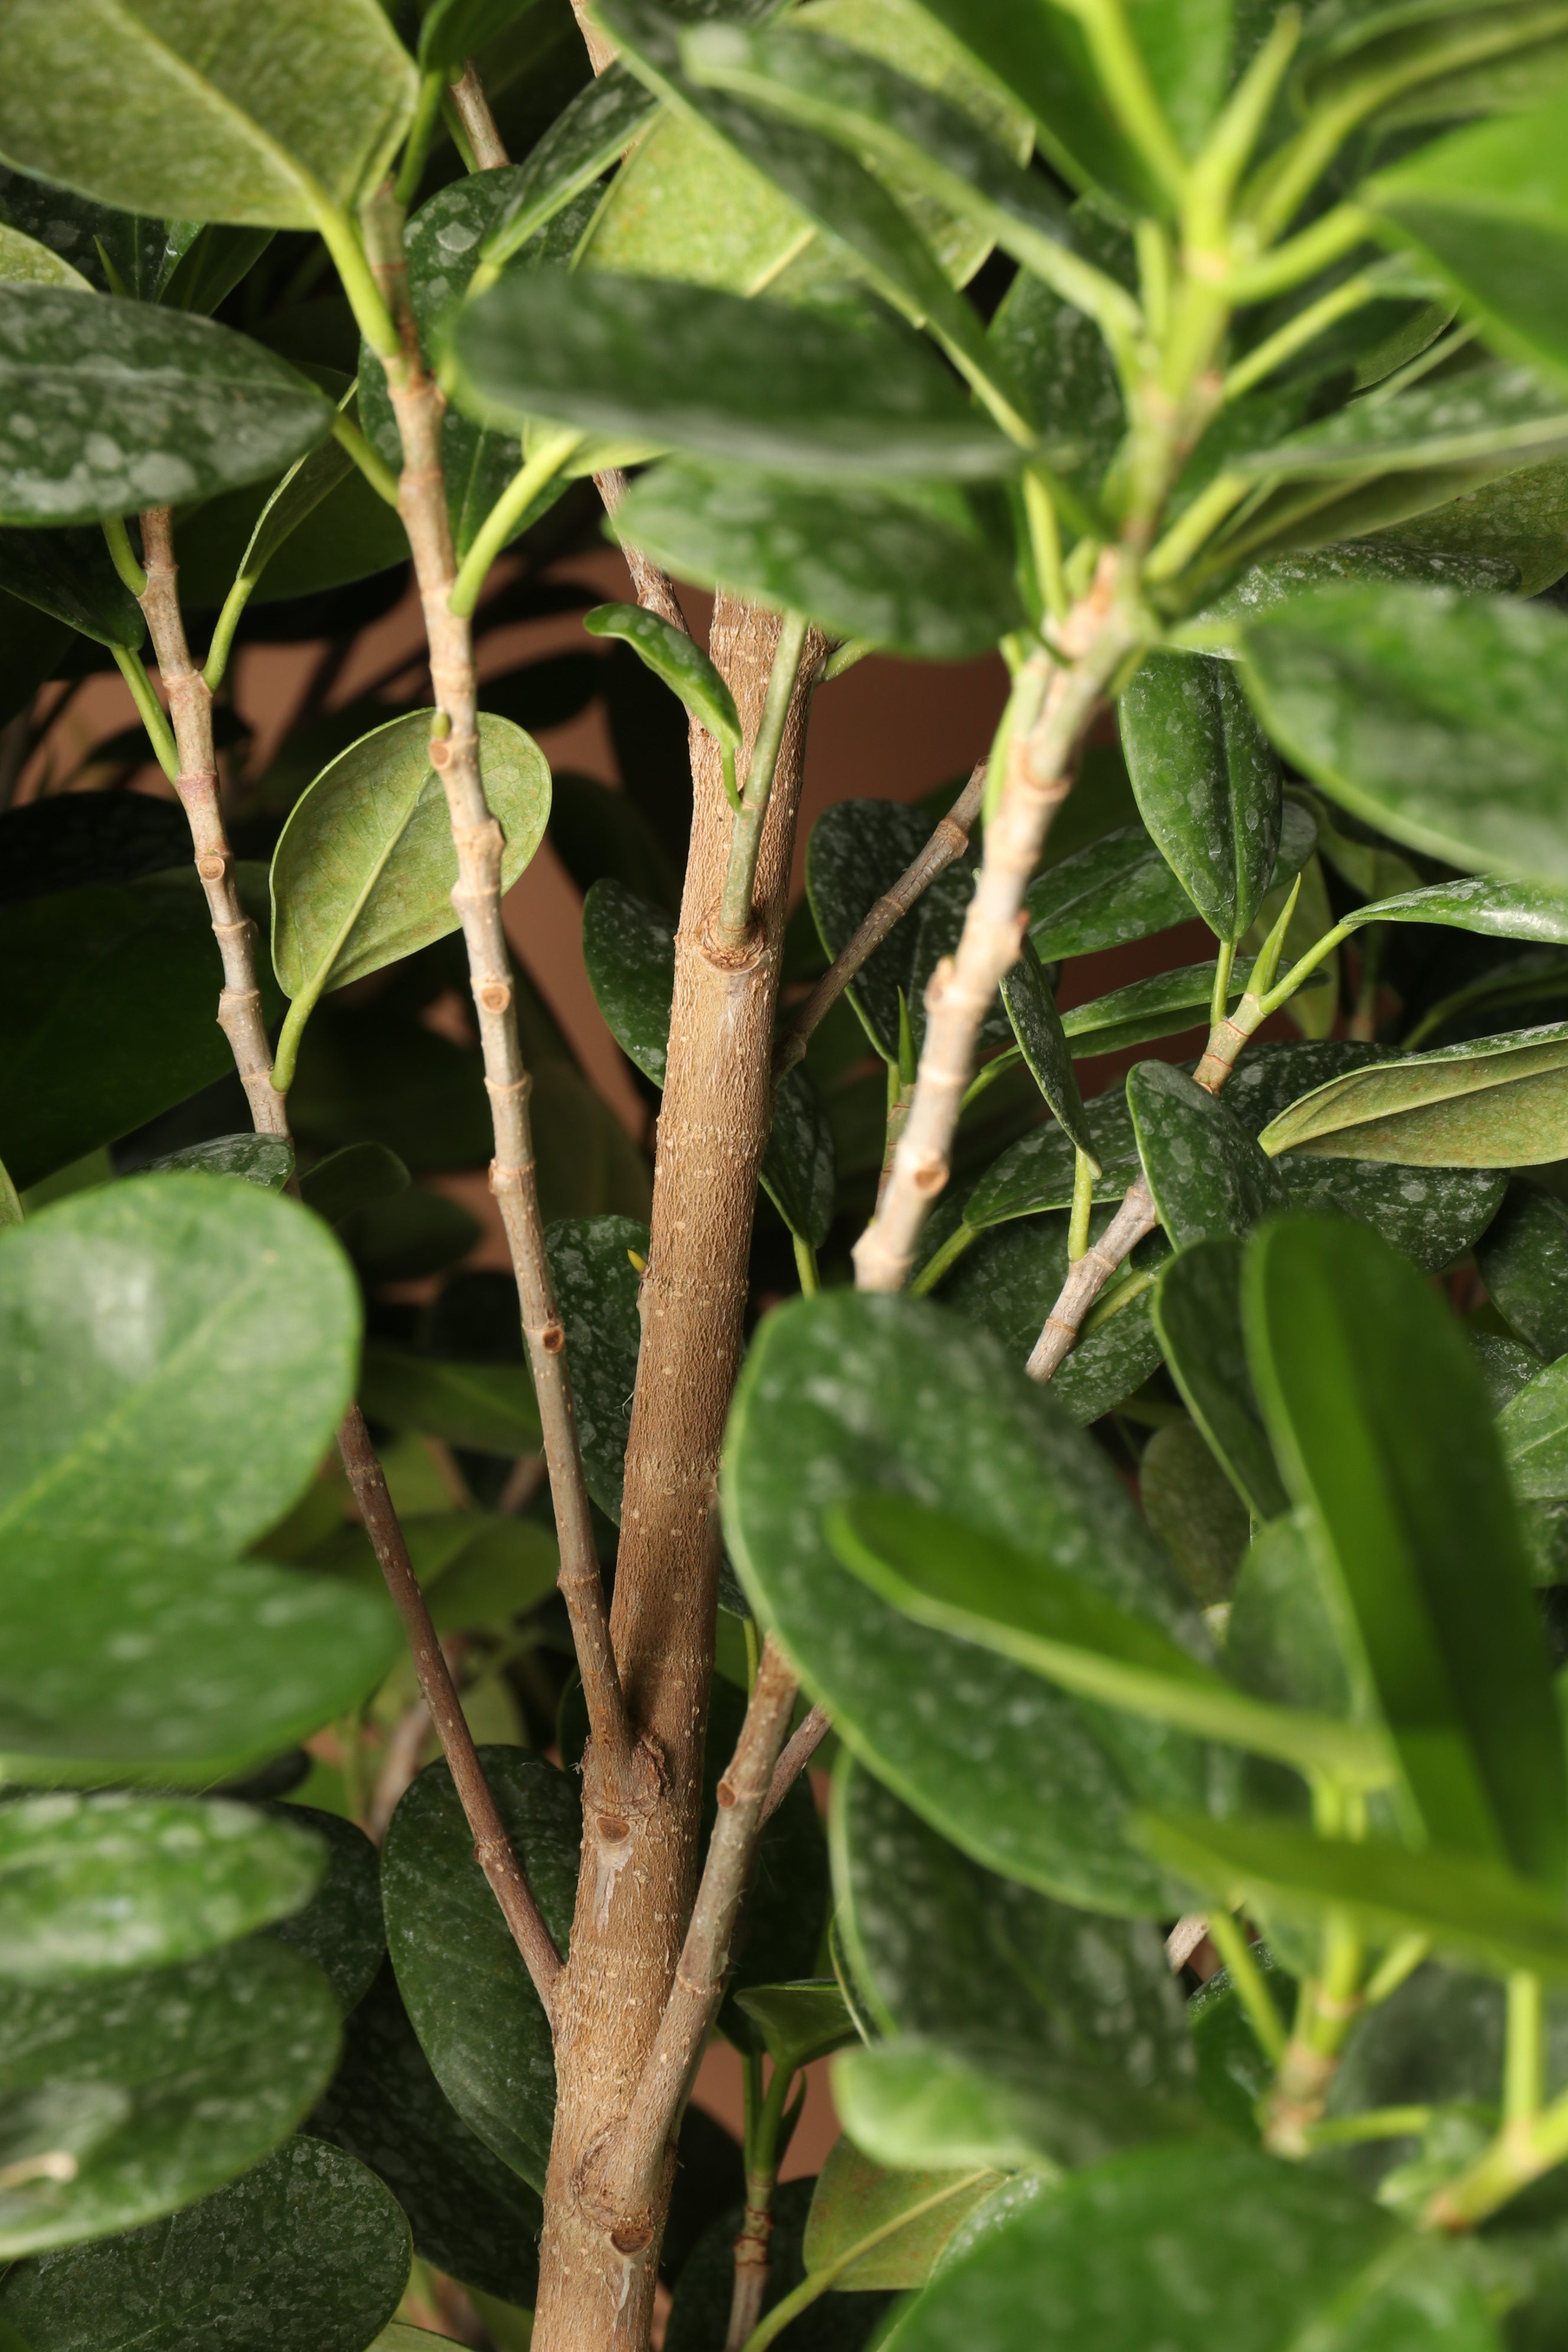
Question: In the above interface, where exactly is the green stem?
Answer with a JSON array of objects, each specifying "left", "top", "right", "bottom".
[
  {"left": 396, "top": 68, "right": 449, "bottom": 206},
  {"left": 102, "top": 512, "right": 147, "bottom": 597},
  {"left": 1144, "top": 470, "right": 1250, "bottom": 584},
  {"left": 907, "top": 1220, "right": 978, "bottom": 1298},
  {"left": 332, "top": 410, "right": 401, "bottom": 508},
  {"left": 1223, "top": 273, "right": 1378, "bottom": 401},
  {"left": 1207, "top": 1908, "right": 1288, "bottom": 2064},
  {"left": 318, "top": 198, "right": 398, "bottom": 362},
  {"left": 1224, "top": 203, "right": 1370, "bottom": 302},
  {"left": 111, "top": 645, "right": 178, "bottom": 781},
  {"left": 1069, "top": 1146, "right": 1096, "bottom": 1263},
  {"left": 1257, "top": 917, "right": 1353, "bottom": 1019},
  {"left": 1507, "top": 1974, "right": 1545, "bottom": 2134},
  {"left": 738, "top": 2172, "right": 996, "bottom": 2352},
  {"left": 201, "top": 574, "right": 253, "bottom": 698},
  {"left": 714, "top": 613, "right": 810, "bottom": 949},
  {"left": 959, "top": 1045, "right": 1023, "bottom": 1112},
  {"left": 447, "top": 429, "right": 584, "bottom": 618},
  {"left": 1210, "top": 936, "right": 1236, "bottom": 1033},
  {"left": 269, "top": 984, "right": 321, "bottom": 1096},
  {"left": 1185, "top": 7, "right": 1301, "bottom": 234},
  {"left": 1024, "top": 467, "right": 1069, "bottom": 627},
  {"left": 1363, "top": 1935, "right": 1429, "bottom": 2007},
  {"left": 721, "top": 743, "right": 743, "bottom": 814},
  {"left": 1061, "top": 0, "right": 1188, "bottom": 202},
  {"left": 1305, "top": 2105, "right": 1433, "bottom": 2150},
  {"left": 792, "top": 1234, "right": 819, "bottom": 1296}
]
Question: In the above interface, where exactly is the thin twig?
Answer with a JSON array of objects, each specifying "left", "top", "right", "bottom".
[
  {"left": 591, "top": 1637, "right": 799, "bottom": 2235},
  {"left": 360, "top": 184, "right": 635, "bottom": 1801},
  {"left": 449, "top": 63, "right": 509, "bottom": 168},
  {"left": 760, "top": 1703, "right": 830, "bottom": 1824},
  {"left": 340, "top": 1409, "right": 563, "bottom": 2009},
  {"left": 596, "top": 465, "right": 690, "bottom": 633},
  {"left": 775, "top": 765, "right": 985, "bottom": 1080},
  {"left": 1025, "top": 1175, "right": 1159, "bottom": 1381},
  {"left": 853, "top": 558, "right": 1139, "bottom": 1293},
  {"left": 134, "top": 506, "right": 564, "bottom": 2013}
]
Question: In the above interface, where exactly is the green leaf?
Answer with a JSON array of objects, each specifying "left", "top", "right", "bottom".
[
  {"left": 834, "top": 2037, "right": 1203, "bottom": 2174},
  {"left": 0, "top": 1175, "right": 398, "bottom": 1775},
  {"left": 146, "top": 1135, "right": 294, "bottom": 1190},
  {"left": 825, "top": 1491, "right": 1390, "bottom": 1781},
  {"left": 997, "top": 937, "right": 1092, "bottom": 1155},
  {"left": 0, "top": 1939, "right": 341, "bottom": 2257},
  {"left": 547, "top": 1213, "right": 647, "bottom": 1521},
  {"left": 420, "top": 0, "right": 539, "bottom": 72},
  {"left": 426, "top": 1518, "right": 559, "bottom": 1635},
  {"left": 1226, "top": 1513, "right": 1355, "bottom": 1725},
  {"left": 807, "top": 796, "right": 934, "bottom": 1062},
  {"left": 1364, "top": 98, "right": 1568, "bottom": 387},
  {"left": 721, "top": 1289, "right": 1219, "bottom": 1915},
  {"left": 0, "top": 1794, "right": 324, "bottom": 1987},
  {"left": 0, "top": 2134, "right": 410, "bottom": 2352},
  {"left": 965, "top": 1088, "right": 1142, "bottom": 1226},
  {"left": 0, "top": 524, "right": 143, "bottom": 649},
  {"left": 987, "top": 211, "right": 1125, "bottom": 520},
  {"left": 1234, "top": 364, "right": 1568, "bottom": 484},
  {"left": 583, "top": 602, "right": 741, "bottom": 747},
  {"left": 0, "top": 868, "right": 285, "bottom": 1190},
  {"left": 1145, "top": 1808, "right": 1568, "bottom": 1984},
  {"left": 583, "top": 878, "right": 674, "bottom": 1086},
  {"left": 299, "top": 1141, "right": 409, "bottom": 1228},
  {"left": 732, "top": 1981, "right": 856, "bottom": 2075},
  {"left": 802, "top": 2138, "right": 1001, "bottom": 2292},
  {"left": 1371, "top": 455, "right": 1568, "bottom": 596},
  {"left": 1478, "top": 1185, "right": 1568, "bottom": 1357},
  {"left": 310, "top": 1960, "right": 541, "bottom": 2308},
  {"left": 932, "top": 1211, "right": 1167, "bottom": 1426},
  {"left": 270, "top": 709, "right": 550, "bottom": 1072},
  {"left": 382, "top": 1751, "right": 578, "bottom": 2192},
  {"left": 263, "top": 1805, "right": 384, "bottom": 2019},
  {"left": 0, "top": 221, "right": 90, "bottom": 292},
  {"left": 359, "top": 1345, "right": 542, "bottom": 1459},
  {"left": 1060, "top": 954, "right": 1302, "bottom": 1061},
  {"left": 1153, "top": 1239, "right": 1290, "bottom": 1522},
  {"left": 453, "top": 271, "right": 1017, "bottom": 480},
  {"left": 887, "top": 2140, "right": 1496, "bottom": 2352},
  {"left": 1139, "top": 1419, "right": 1250, "bottom": 1607},
  {"left": 1121, "top": 652, "right": 1282, "bottom": 943},
  {"left": 1341, "top": 874, "right": 1568, "bottom": 946},
  {"left": 1256, "top": 1021, "right": 1568, "bottom": 1167},
  {"left": 1243, "top": 1215, "right": 1568, "bottom": 1879},
  {"left": 0, "top": 288, "right": 331, "bottom": 522},
  {"left": 478, "top": 63, "right": 658, "bottom": 271},
  {"left": 1498, "top": 1358, "right": 1568, "bottom": 1498},
  {"left": 832, "top": 1758, "right": 1195, "bottom": 2143},
  {"left": 764, "top": 1066, "right": 837, "bottom": 1249},
  {"left": 175, "top": 450, "right": 408, "bottom": 608},
  {"left": 613, "top": 460, "right": 1024, "bottom": 659},
  {"left": 1129, "top": 1063, "right": 1289, "bottom": 1247},
  {"left": 0, "top": 0, "right": 416, "bottom": 230},
  {"left": 1028, "top": 801, "right": 1315, "bottom": 962},
  {"left": 1237, "top": 582, "right": 1568, "bottom": 883}
]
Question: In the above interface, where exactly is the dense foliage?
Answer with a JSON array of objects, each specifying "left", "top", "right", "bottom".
[{"left": 10, "top": 0, "right": 1568, "bottom": 2347}]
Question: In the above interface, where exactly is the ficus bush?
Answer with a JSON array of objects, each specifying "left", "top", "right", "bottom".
[{"left": 7, "top": 0, "right": 1568, "bottom": 2346}]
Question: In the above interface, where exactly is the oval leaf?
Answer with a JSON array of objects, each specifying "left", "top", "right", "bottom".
[
  {"left": 584, "top": 602, "right": 740, "bottom": 746},
  {"left": 1121, "top": 652, "right": 1282, "bottom": 943},
  {"left": 1128, "top": 1062, "right": 1289, "bottom": 1247},
  {"left": 1257, "top": 1021, "right": 1568, "bottom": 1167}
]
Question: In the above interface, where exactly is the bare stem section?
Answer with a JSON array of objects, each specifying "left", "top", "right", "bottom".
[
  {"left": 361, "top": 185, "right": 632, "bottom": 1795},
  {"left": 596, "top": 466, "right": 689, "bottom": 632},
  {"left": 762, "top": 1702, "right": 830, "bottom": 1824},
  {"left": 775, "top": 764, "right": 985, "bottom": 1080},
  {"left": 1025, "top": 1175, "right": 1159, "bottom": 1380},
  {"left": 854, "top": 561, "right": 1138, "bottom": 1293},
  {"left": 339, "top": 1406, "right": 564, "bottom": 2011}
]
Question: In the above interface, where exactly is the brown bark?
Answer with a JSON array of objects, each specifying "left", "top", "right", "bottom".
[{"left": 530, "top": 602, "right": 820, "bottom": 2352}]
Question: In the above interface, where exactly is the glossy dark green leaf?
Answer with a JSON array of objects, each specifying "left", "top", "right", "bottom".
[
  {"left": 806, "top": 796, "right": 931, "bottom": 1062},
  {"left": 0, "top": 1794, "right": 324, "bottom": 1987},
  {"left": 1366, "top": 99, "right": 1568, "bottom": 386},
  {"left": 1121, "top": 652, "right": 1282, "bottom": 943},
  {"left": 264, "top": 1806, "right": 384, "bottom": 2019},
  {"left": 965, "top": 1088, "right": 1142, "bottom": 1227},
  {"left": 803, "top": 2137, "right": 1000, "bottom": 2292},
  {"left": 888, "top": 2140, "right": 1494, "bottom": 2352},
  {"left": 1061, "top": 956, "right": 1280, "bottom": 1061},
  {"left": 732, "top": 1981, "right": 855, "bottom": 2075},
  {"left": 1238, "top": 582, "right": 1568, "bottom": 882},
  {"left": 1244, "top": 1215, "right": 1567, "bottom": 1880},
  {"left": 420, "top": 0, "right": 540, "bottom": 71},
  {"left": 146, "top": 1135, "right": 293, "bottom": 1190},
  {"left": 382, "top": 1750, "right": 578, "bottom": 2191},
  {"left": 997, "top": 938, "right": 1092, "bottom": 1154},
  {"left": 359, "top": 1345, "right": 542, "bottom": 1458},
  {"left": 832, "top": 1759, "right": 1195, "bottom": 2171},
  {"left": 0, "top": 1939, "right": 341, "bottom": 2257},
  {"left": 454, "top": 271, "right": 1016, "bottom": 479},
  {"left": 1146, "top": 1808, "right": 1568, "bottom": 1984},
  {"left": 1129, "top": 1063, "right": 1289, "bottom": 1247},
  {"left": 1280, "top": 1158, "right": 1508, "bottom": 1272},
  {"left": 615, "top": 460, "right": 1024, "bottom": 659},
  {"left": 1478, "top": 1186, "right": 1568, "bottom": 1357},
  {"left": 1227, "top": 1513, "right": 1355, "bottom": 1724},
  {"left": 0, "top": 2134, "right": 409, "bottom": 2352},
  {"left": 479, "top": 63, "right": 658, "bottom": 271},
  {"left": 667, "top": 2177, "right": 891, "bottom": 2352},
  {"left": 271, "top": 710, "right": 550, "bottom": 1063},
  {"left": 583, "top": 878, "right": 674, "bottom": 1086},
  {"left": 0, "top": 0, "right": 416, "bottom": 230},
  {"left": 1236, "top": 365, "right": 1568, "bottom": 484},
  {"left": 0, "top": 289, "right": 332, "bottom": 522},
  {"left": 1470, "top": 1328, "right": 1544, "bottom": 1416},
  {"left": 1344, "top": 874, "right": 1568, "bottom": 946},
  {"left": 932, "top": 1211, "right": 1166, "bottom": 1426},
  {"left": 987, "top": 217, "right": 1125, "bottom": 520},
  {"left": 1257, "top": 1021, "right": 1568, "bottom": 1167},
  {"left": 1371, "top": 452, "right": 1568, "bottom": 597},
  {"left": 175, "top": 455, "right": 408, "bottom": 607},
  {"left": 1154, "top": 1240, "right": 1289, "bottom": 1523},
  {"left": 0, "top": 525, "right": 142, "bottom": 648},
  {"left": 827, "top": 1492, "right": 1387, "bottom": 1782},
  {"left": 0, "top": 1176, "right": 398, "bottom": 1775},
  {"left": 310, "top": 1960, "right": 541, "bottom": 2308},
  {"left": 584, "top": 603, "right": 740, "bottom": 747},
  {"left": 721, "top": 1290, "right": 1217, "bottom": 1915},
  {"left": 546, "top": 1213, "right": 647, "bottom": 1521},
  {"left": 1028, "top": 802, "right": 1314, "bottom": 963},
  {"left": 0, "top": 867, "right": 283, "bottom": 1190},
  {"left": 1498, "top": 1358, "right": 1568, "bottom": 1498},
  {"left": 1139, "top": 1420, "right": 1250, "bottom": 1607},
  {"left": 763, "top": 1066, "right": 837, "bottom": 1249},
  {"left": 299, "top": 1141, "right": 409, "bottom": 1228}
]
